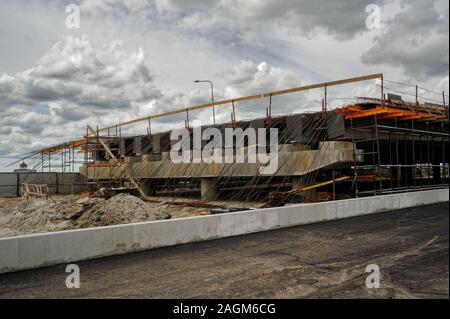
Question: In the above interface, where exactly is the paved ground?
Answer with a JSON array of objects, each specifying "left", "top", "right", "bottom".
[{"left": 0, "top": 202, "right": 448, "bottom": 299}]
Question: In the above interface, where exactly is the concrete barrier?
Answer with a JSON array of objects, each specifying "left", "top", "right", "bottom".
[{"left": 0, "top": 188, "right": 448, "bottom": 274}]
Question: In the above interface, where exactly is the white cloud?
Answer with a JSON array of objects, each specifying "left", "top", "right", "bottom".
[
  {"left": 0, "top": 33, "right": 304, "bottom": 163},
  {"left": 222, "top": 61, "right": 300, "bottom": 98},
  {"left": 80, "top": 0, "right": 151, "bottom": 14},
  {"left": 437, "top": 76, "right": 449, "bottom": 93},
  {"left": 1, "top": 35, "right": 162, "bottom": 114},
  {"left": 0, "top": 35, "right": 164, "bottom": 160},
  {"left": 218, "top": 60, "right": 319, "bottom": 118},
  {"left": 0, "top": 0, "right": 448, "bottom": 170},
  {"left": 351, "top": 79, "right": 381, "bottom": 98},
  {"left": 156, "top": 0, "right": 219, "bottom": 12}
]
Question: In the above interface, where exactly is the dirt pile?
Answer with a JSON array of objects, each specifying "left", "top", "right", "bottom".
[
  {"left": 76, "top": 194, "right": 171, "bottom": 227},
  {"left": 0, "top": 194, "right": 171, "bottom": 238}
]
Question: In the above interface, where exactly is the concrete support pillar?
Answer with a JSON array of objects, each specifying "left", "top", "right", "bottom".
[
  {"left": 133, "top": 137, "right": 142, "bottom": 156},
  {"left": 292, "top": 176, "right": 316, "bottom": 202},
  {"left": 152, "top": 133, "right": 161, "bottom": 153},
  {"left": 141, "top": 180, "right": 156, "bottom": 196},
  {"left": 201, "top": 178, "right": 218, "bottom": 201},
  {"left": 119, "top": 139, "right": 126, "bottom": 158}
]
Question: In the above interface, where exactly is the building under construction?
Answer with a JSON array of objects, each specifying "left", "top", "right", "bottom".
[{"left": 36, "top": 73, "right": 449, "bottom": 207}]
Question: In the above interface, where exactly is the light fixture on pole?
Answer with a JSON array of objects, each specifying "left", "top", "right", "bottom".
[{"left": 194, "top": 80, "right": 215, "bottom": 125}]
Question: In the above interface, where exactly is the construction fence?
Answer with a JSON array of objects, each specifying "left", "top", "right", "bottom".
[{"left": 0, "top": 172, "right": 86, "bottom": 198}]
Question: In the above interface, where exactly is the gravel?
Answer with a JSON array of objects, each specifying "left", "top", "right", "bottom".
[{"left": 0, "top": 194, "right": 171, "bottom": 238}]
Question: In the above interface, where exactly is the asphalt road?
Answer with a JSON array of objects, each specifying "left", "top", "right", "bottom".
[{"left": 0, "top": 202, "right": 448, "bottom": 299}]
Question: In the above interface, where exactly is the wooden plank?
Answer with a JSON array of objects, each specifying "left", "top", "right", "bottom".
[
  {"left": 344, "top": 106, "right": 388, "bottom": 119},
  {"left": 98, "top": 94, "right": 262, "bottom": 133},
  {"left": 379, "top": 112, "right": 406, "bottom": 120},
  {"left": 262, "top": 73, "right": 383, "bottom": 98}
]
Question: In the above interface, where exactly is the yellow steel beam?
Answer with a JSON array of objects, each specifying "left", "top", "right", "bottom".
[{"left": 288, "top": 176, "right": 350, "bottom": 194}]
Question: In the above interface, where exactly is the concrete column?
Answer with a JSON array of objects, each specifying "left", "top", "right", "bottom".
[
  {"left": 292, "top": 176, "right": 316, "bottom": 202},
  {"left": 152, "top": 133, "right": 161, "bottom": 153},
  {"left": 201, "top": 178, "right": 218, "bottom": 201},
  {"left": 119, "top": 139, "right": 126, "bottom": 158},
  {"left": 133, "top": 137, "right": 142, "bottom": 156}
]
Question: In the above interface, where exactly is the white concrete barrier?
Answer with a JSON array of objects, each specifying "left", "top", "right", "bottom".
[{"left": 0, "top": 188, "right": 448, "bottom": 274}]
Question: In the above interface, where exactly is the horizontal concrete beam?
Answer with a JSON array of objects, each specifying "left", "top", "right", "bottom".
[
  {"left": 0, "top": 188, "right": 448, "bottom": 274},
  {"left": 81, "top": 142, "right": 359, "bottom": 179}
]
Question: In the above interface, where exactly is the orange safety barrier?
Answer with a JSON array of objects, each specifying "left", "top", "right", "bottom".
[{"left": 336, "top": 104, "right": 447, "bottom": 121}]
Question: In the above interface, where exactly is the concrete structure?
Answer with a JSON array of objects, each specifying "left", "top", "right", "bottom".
[
  {"left": 81, "top": 139, "right": 362, "bottom": 200},
  {"left": 0, "top": 188, "right": 447, "bottom": 274},
  {"left": 34, "top": 74, "right": 447, "bottom": 204},
  {"left": 13, "top": 162, "right": 35, "bottom": 173},
  {"left": 77, "top": 101, "right": 448, "bottom": 203},
  {"left": 82, "top": 141, "right": 359, "bottom": 180}
]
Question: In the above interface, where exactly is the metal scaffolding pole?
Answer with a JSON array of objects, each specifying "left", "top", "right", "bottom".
[
  {"left": 394, "top": 117, "right": 400, "bottom": 189},
  {"left": 374, "top": 114, "right": 382, "bottom": 193},
  {"left": 411, "top": 120, "right": 416, "bottom": 187},
  {"left": 350, "top": 119, "right": 358, "bottom": 198}
]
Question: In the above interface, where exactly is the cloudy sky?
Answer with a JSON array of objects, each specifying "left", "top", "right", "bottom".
[{"left": 0, "top": 0, "right": 448, "bottom": 170}]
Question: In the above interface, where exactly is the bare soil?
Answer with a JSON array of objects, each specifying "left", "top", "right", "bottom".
[
  {"left": 0, "top": 195, "right": 264, "bottom": 237},
  {"left": 0, "top": 194, "right": 170, "bottom": 238}
]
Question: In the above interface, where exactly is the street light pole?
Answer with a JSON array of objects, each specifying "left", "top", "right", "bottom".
[{"left": 194, "top": 80, "right": 215, "bottom": 125}]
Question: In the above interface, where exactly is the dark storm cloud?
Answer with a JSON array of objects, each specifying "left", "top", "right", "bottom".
[{"left": 362, "top": 0, "right": 449, "bottom": 79}]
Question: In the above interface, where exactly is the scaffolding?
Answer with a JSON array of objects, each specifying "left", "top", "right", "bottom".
[
  {"left": 338, "top": 98, "right": 449, "bottom": 197},
  {"left": 18, "top": 73, "right": 448, "bottom": 205}
]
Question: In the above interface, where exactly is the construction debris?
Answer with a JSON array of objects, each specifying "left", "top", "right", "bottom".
[
  {"left": 21, "top": 183, "right": 49, "bottom": 200},
  {"left": 0, "top": 194, "right": 171, "bottom": 238},
  {"left": 75, "top": 193, "right": 170, "bottom": 228}
]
